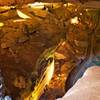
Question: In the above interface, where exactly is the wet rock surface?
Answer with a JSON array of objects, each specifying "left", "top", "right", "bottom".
[{"left": 0, "top": 5, "right": 66, "bottom": 99}]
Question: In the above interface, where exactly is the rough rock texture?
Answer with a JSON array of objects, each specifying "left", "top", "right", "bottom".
[
  {"left": 0, "top": 3, "right": 100, "bottom": 100},
  {"left": 0, "top": 0, "right": 35, "bottom": 6},
  {"left": 0, "top": 0, "right": 99, "bottom": 6},
  {"left": 0, "top": 5, "right": 66, "bottom": 99}
]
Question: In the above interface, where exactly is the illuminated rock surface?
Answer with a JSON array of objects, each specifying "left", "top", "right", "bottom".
[{"left": 0, "top": 2, "right": 100, "bottom": 100}]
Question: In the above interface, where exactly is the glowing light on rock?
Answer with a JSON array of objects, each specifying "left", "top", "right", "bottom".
[
  {"left": 68, "top": 3, "right": 73, "bottom": 6},
  {"left": 75, "top": 9, "right": 77, "bottom": 11},
  {"left": 28, "top": 2, "right": 44, "bottom": 9},
  {"left": 85, "top": 9, "right": 89, "bottom": 12},
  {"left": 13, "top": 19, "right": 26, "bottom": 22},
  {"left": 80, "top": 13, "right": 82, "bottom": 15},
  {"left": 55, "top": 52, "right": 66, "bottom": 60},
  {"left": 70, "top": 17, "right": 79, "bottom": 25},
  {"left": 64, "top": 4, "right": 67, "bottom": 7},
  {"left": 64, "top": 3, "right": 73, "bottom": 7},
  {"left": 17, "top": 10, "right": 31, "bottom": 19},
  {"left": 25, "top": 59, "right": 55, "bottom": 100},
  {"left": 28, "top": 2, "right": 61, "bottom": 9},
  {"left": 0, "top": 6, "right": 15, "bottom": 10},
  {"left": 0, "top": 22, "right": 4, "bottom": 27}
]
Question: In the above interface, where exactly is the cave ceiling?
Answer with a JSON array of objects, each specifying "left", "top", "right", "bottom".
[{"left": 0, "top": 0, "right": 98, "bottom": 6}]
